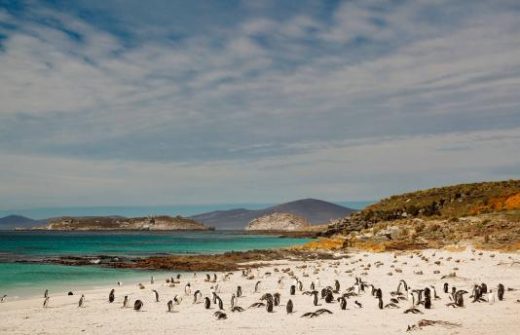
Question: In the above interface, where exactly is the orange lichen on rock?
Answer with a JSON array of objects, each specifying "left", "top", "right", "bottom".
[{"left": 504, "top": 193, "right": 520, "bottom": 210}]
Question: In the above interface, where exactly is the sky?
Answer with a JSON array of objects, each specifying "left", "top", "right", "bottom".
[{"left": 0, "top": 0, "right": 519, "bottom": 211}]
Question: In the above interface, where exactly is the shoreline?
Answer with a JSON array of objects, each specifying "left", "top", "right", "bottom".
[{"left": 1, "top": 248, "right": 519, "bottom": 334}]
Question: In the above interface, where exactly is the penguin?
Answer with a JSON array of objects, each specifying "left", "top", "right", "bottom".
[
  {"left": 78, "top": 294, "right": 85, "bottom": 308},
  {"left": 488, "top": 290, "right": 496, "bottom": 304},
  {"left": 339, "top": 297, "right": 347, "bottom": 310},
  {"left": 44, "top": 289, "right": 49, "bottom": 298},
  {"left": 167, "top": 300, "right": 174, "bottom": 312},
  {"left": 255, "top": 281, "right": 261, "bottom": 293},
  {"left": 0, "top": 295, "right": 7, "bottom": 303},
  {"left": 266, "top": 299, "right": 274, "bottom": 313},
  {"left": 481, "top": 283, "right": 488, "bottom": 294},
  {"left": 152, "top": 289, "right": 159, "bottom": 302},
  {"left": 378, "top": 295, "right": 383, "bottom": 310},
  {"left": 193, "top": 290, "right": 202, "bottom": 304},
  {"left": 214, "top": 311, "right": 227, "bottom": 320},
  {"left": 290, "top": 285, "right": 296, "bottom": 295},
  {"left": 313, "top": 291, "right": 319, "bottom": 306},
  {"left": 217, "top": 296, "right": 224, "bottom": 310},
  {"left": 134, "top": 300, "right": 143, "bottom": 311},
  {"left": 354, "top": 300, "right": 363, "bottom": 308},
  {"left": 117, "top": 281, "right": 122, "bottom": 286},
  {"left": 212, "top": 292, "right": 218, "bottom": 304},
  {"left": 497, "top": 284, "right": 505, "bottom": 301},
  {"left": 123, "top": 295, "right": 128, "bottom": 308},
  {"left": 310, "top": 282, "right": 315, "bottom": 291},
  {"left": 443, "top": 282, "right": 449, "bottom": 294},
  {"left": 173, "top": 295, "right": 182, "bottom": 305},
  {"left": 43, "top": 297, "right": 49, "bottom": 308},
  {"left": 109, "top": 289, "right": 115, "bottom": 303},
  {"left": 236, "top": 286, "right": 243, "bottom": 298},
  {"left": 150, "top": 276, "right": 154, "bottom": 285},
  {"left": 286, "top": 299, "right": 294, "bottom": 314},
  {"left": 424, "top": 288, "right": 431, "bottom": 309},
  {"left": 204, "top": 297, "right": 211, "bottom": 309},
  {"left": 325, "top": 290, "right": 334, "bottom": 303},
  {"left": 298, "top": 280, "right": 303, "bottom": 291},
  {"left": 334, "top": 280, "right": 340, "bottom": 293},
  {"left": 185, "top": 283, "right": 191, "bottom": 296},
  {"left": 397, "top": 280, "right": 408, "bottom": 294},
  {"left": 273, "top": 293, "right": 281, "bottom": 306},
  {"left": 231, "top": 294, "right": 237, "bottom": 308}
]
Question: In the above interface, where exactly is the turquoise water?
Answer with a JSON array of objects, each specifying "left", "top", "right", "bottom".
[{"left": 0, "top": 231, "right": 310, "bottom": 297}]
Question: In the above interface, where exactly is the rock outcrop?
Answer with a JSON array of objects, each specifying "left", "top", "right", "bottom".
[
  {"left": 246, "top": 212, "right": 311, "bottom": 231},
  {"left": 39, "top": 215, "right": 210, "bottom": 231}
]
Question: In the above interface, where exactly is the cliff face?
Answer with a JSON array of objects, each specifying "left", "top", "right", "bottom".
[
  {"left": 246, "top": 212, "right": 311, "bottom": 231},
  {"left": 40, "top": 215, "right": 209, "bottom": 231}
]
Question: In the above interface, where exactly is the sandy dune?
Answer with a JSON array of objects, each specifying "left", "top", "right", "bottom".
[{"left": 1, "top": 248, "right": 519, "bottom": 335}]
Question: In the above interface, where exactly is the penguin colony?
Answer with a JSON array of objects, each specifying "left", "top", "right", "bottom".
[{"left": 5, "top": 250, "right": 519, "bottom": 332}]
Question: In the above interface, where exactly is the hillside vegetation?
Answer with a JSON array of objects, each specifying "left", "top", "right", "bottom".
[{"left": 317, "top": 180, "right": 520, "bottom": 251}]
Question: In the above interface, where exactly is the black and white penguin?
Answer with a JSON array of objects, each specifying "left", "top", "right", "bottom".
[
  {"left": 236, "top": 286, "right": 242, "bottom": 298},
  {"left": 43, "top": 296, "right": 49, "bottom": 308},
  {"left": 185, "top": 283, "right": 191, "bottom": 296},
  {"left": 497, "top": 284, "right": 505, "bottom": 301},
  {"left": 255, "top": 281, "right": 261, "bottom": 293},
  {"left": 231, "top": 294, "right": 237, "bottom": 308},
  {"left": 193, "top": 290, "right": 202, "bottom": 304},
  {"left": 217, "top": 296, "right": 224, "bottom": 310},
  {"left": 109, "top": 289, "right": 115, "bottom": 303},
  {"left": 424, "top": 288, "right": 431, "bottom": 309},
  {"left": 286, "top": 299, "right": 294, "bottom": 314},
  {"left": 150, "top": 276, "right": 154, "bottom": 285},
  {"left": 122, "top": 295, "right": 128, "bottom": 308},
  {"left": 290, "top": 285, "right": 296, "bottom": 295},
  {"left": 266, "top": 299, "right": 274, "bottom": 313},
  {"left": 134, "top": 300, "right": 143, "bottom": 311},
  {"left": 273, "top": 293, "right": 281, "bottom": 306},
  {"left": 167, "top": 300, "right": 173, "bottom": 312},
  {"left": 78, "top": 294, "right": 85, "bottom": 308},
  {"left": 443, "top": 282, "right": 449, "bottom": 294},
  {"left": 44, "top": 289, "right": 49, "bottom": 299},
  {"left": 313, "top": 291, "right": 319, "bottom": 306},
  {"left": 339, "top": 297, "right": 347, "bottom": 310},
  {"left": 204, "top": 297, "right": 211, "bottom": 309},
  {"left": 152, "top": 289, "right": 159, "bottom": 302},
  {"left": 1, "top": 295, "right": 7, "bottom": 303},
  {"left": 334, "top": 280, "right": 340, "bottom": 293},
  {"left": 173, "top": 295, "right": 182, "bottom": 305}
]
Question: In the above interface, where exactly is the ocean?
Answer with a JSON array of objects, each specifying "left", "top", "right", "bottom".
[{"left": 0, "top": 231, "right": 310, "bottom": 297}]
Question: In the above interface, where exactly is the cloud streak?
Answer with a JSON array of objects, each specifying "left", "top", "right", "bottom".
[{"left": 0, "top": 0, "right": 519, "bottom": 208}]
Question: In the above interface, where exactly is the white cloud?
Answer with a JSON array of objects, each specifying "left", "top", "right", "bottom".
[{"left": 0, "top": 1, "right": 519, "bottom": 207}]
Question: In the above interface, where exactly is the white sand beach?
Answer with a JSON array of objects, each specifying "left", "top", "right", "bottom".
[{"left": 1, "top": 248, "right": 519, "bottom": 335}]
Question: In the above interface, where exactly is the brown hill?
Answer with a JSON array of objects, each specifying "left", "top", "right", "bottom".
[{"left": 317, "top": 180, "right": 520, "bottom": 251}]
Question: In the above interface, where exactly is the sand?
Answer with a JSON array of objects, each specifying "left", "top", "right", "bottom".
[{"left": 1, "top": 248, "right": 519, "bottom": 335}]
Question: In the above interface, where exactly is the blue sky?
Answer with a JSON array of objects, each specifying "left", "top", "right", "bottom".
[{"left": 0, "top": 0, "right": 519, "bottom": 209}]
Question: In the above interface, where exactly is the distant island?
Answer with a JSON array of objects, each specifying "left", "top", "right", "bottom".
[{"left": 30, "top": 215, "right": 210, "bottom": 231}]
